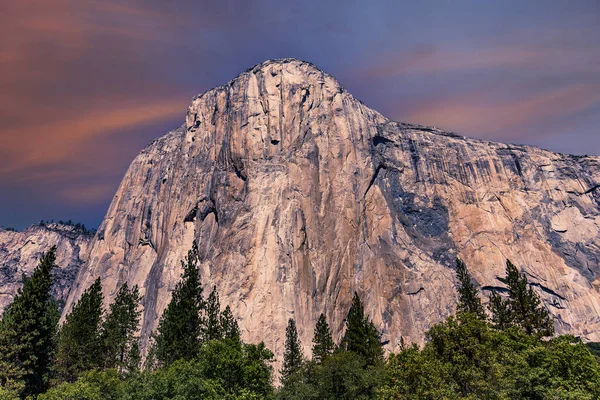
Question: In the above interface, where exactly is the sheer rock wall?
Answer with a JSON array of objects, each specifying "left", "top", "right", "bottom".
[{"left": 64, "top": 59, "right": 600, "bottom": 361}]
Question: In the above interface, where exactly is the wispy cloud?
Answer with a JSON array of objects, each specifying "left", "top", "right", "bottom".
[
  {"left": 0, "top": 98, "right": 186, "bottom": 177},
  {"left": 1, "top": 0, "right": 599, "bottom": 227},
  {"left": 57, "top": 182, "right": 119, "bottom": 204},
  {"left": 356, "top": 42, "right": 600, "bottom": 79},
  {"left": 400, "top": 83, "right": 600, "bottom": 138}
]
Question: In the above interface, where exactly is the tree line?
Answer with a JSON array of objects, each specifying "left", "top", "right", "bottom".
[{"left": 1, "top": 244, "right": 599, "bottom": 399}]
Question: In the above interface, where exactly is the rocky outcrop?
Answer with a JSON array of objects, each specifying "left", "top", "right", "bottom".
[
  {"left": 64, "top": 59, "right": 600, "bottom": 363},
  {"left": 0, "top": 223, "right": 92, "bottom": 312}
]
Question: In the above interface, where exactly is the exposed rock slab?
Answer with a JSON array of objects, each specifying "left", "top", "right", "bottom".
[
  {"left": 0, "top": 223, "right": 92, "bottom": 312},
  {"left": 64, "top": 59, "right": 600, "bottom": 363}
]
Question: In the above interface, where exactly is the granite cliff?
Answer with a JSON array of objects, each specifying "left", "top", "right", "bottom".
[
  {"left": 63, "top": 59, "right": 600, "bottom": 361},
  {"left": 0, "top": 223, "right": 92, "bottom": 312}
]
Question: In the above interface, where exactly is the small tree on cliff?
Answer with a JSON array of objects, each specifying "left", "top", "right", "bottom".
[
  {"left": 312, "top": 313, "right": 335, "bottom": 363},
  {"left": 455, "top": 258, "right": 486, "bottom": 320},
  {"left": 55, "top": 277, "right": 104, "bottom": 382},
  {"left": 153, "top": 242, "right": 205, "bottom": 366},
  {"left": 341, "top": 292, "right": 384, "bottom": 366},
  {"left": 0, "top": 247, "right": 59, "bottom": 396},
  {"left": 281, "top": 318, "right": 303, "bottom": 384}
]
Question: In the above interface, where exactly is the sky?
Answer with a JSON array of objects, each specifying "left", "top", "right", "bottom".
[{"left": 1, "top": 0, "right": 599, "bottom": 230}]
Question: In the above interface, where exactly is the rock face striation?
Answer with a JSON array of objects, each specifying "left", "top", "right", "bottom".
[
  {"left": 64, "top": 59, "right": 600, "bottom": 361},
  {"left": 0, "top": 223, "right": 92, "bottom": 312}
]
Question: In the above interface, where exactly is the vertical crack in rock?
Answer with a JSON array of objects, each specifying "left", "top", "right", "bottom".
[{"left": 140, "top": 255, "right": 164, "bottom": 349}]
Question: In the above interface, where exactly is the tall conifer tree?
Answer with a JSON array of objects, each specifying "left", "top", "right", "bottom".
[
  {"left": 125, "top": 341, "right": 141, "bottom": 374},
  {"left": 312, "top": 313, "right": 334, "bottom": 363},
  {"left": 455, "top": 258, "right": 486, "bottom": 319},
  {"left": 220, "top": 305, "right": 240, "bottom": 342},
  {"left": 281, "top": 318, "right": 303, "bottom": 384},
  {"left": 341, "top": 292, "right": 384, "bottom": 366},
  {"left": 153, "top": 242, "right": 205, "bottom": 366},
  {"left": 488, "top": 290, "right": 512, "bottom": 330},
  {"left": 488, "top": 260, "right": 554, "bottom": 337},
  {"left": 54, "top": 277, "right": 104, "bottom": 382},
  {"left": 205, "top": 286, "right": 222, "bottom": 341},
  {"left": 100, "top": 283, "right": 141, "bottom": 372},
  {"left": 0, "top": 247, "right": 59, "bottom": 396},
  {"left": 504, "top": 260, "right": 554, "bottom": 337}
]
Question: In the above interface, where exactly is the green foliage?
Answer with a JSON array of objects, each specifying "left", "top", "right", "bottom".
[
  {"left": 455, "top": 258, "right": 486, "bottom": 320},
  {"left": 125, "top": 342, "right": 141, "bottom": 375},
  {"left": 100, "top": 283, "right": 141, "bottom": 373},
  {"left": 505, "top": 260, "right": 554, "bottom": 337},
  {"left": 39, "top": 370, "right": 124, "bottom": 400},
  {"left": 281, "top": 319, "right": 304, "bottom": 384},
  {"left": 425, "top": 314, "right": 528, "bottom": 398},
  {"left": 2, "top": 247, "right": 597, "bottom": 399},
  {"left": 488, "top": 289, "right": 512, "bottom": 330},
  {"left": 340, "top": 292, "right": 384, "bottom": 366},
  {"left": 279, "top": 294, "right": 386, "bottom": 399},
  {"left": 152, "top": 242, "right": 205, "bottom": 367},
  {"left": 379, "top": 259, "right": 596, "bottom": 399},
  {"left": 586, "top": 342, "right": 600, "bottom": 362},
  {"left": 205, "top": 286, "right": 222, "bottom": 341},
  {"left": 127, "top": 359, "right": 226, "bottom": 400},
  {"left": 489, "top": 260, "right": 554, "bottom": 337},
  {"left": 278, "top": 351, "right": 383, "bottom": 400},
  {"left": 0, "top": 247, "right": 59, "bottom": 397},
  {"left": 311, "top": 314, "right": 334, "bottom": 364},
  {"left": 221, "top": 305, "right": 241, "bottom": 342},
  {"left": 38, "top": 338, "right": 274, "bottom": 400},
  {"left": 55, "top": 277, "right": 104, "bottom": 383},
  {"left": 381, "top": 315, "right": 600, "bottom": 399},
  {"left": 194, "top": 339, "right": 274, "bottom": 398},
  {"left": 516, "top": 335, "right": 600, "bottom": 399},
  {"left": 379, "top": 344, "right": 455, "bottom": 400},
  {"left": 0, "top": 383, "right": 20, "bottom": 400}
]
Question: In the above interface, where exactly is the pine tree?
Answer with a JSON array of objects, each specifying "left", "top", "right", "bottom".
[
  {"left": 312, "top": 313, "right": 334, "bottom": 363},
  {"left": 341, "top": 292, "right": 384, "bottom": 366},
  {"left": 125, "top": 340, "right": 141, "bottom": 374},
  {"left": 0, "top": 247, "right": 59, "bottom": 397},
  {"left": 281, "top": 318, "right": 303, "bottom": 384},
  {"left": 488, "top": 260, "right": 554, "bottom": 337},
  {"left": 342, "top": 292, "right": 365, "bottom": 352},
  {"left": 54, "top": 277, "right": 104, "bottom": 382},
  {"left": 153, "top": 242, "right": 205, "bottom": 366},
  {"left": 504, "top": 260, "right": 554, "bottom": 337},
  {"left": 488, "top": 290, "right": 512, "bottom": 330},
  {"left": 100, "top": 283, "right": 141, "bottom": 372},
  {"left": 220, "top": 305, "right": 240, "bottom": 341},
  {"left": 455, "top": 258, "right": 486, "bottom": 319},
  {"left": 205, "top": 286, "right": 222, "bottom": 341}
]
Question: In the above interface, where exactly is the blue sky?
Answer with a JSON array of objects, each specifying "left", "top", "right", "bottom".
[{"left": 1, "top": 0, "right": 599, "bottom": 229}]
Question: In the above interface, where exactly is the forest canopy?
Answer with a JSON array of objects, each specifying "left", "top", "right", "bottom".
[{"left": 1, "top": 248, "right": 599, "bottom": 400}]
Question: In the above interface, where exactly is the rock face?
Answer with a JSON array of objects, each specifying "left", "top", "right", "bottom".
[
  {"left": 0, "top": 223, "right": 92, "bottom": 312},
  {"left": 65, "top": 59, "right": 600, "bottom": 362}
]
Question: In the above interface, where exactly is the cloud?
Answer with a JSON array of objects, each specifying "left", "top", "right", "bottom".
[
  {"left": 0, "top": 98, "right": 186, "bottom": 177},
  {"left": 0, "top": 0, "right": 193, "bottom": 191},
  {"left": 1, "top": 0, "right": 599, "bottom": 228},
  {"left": 399, "top": 83, "right": 600, "bottom": 139},
  {"left": 57, "top": 182, "right": 118, "bottom": 204},
  {"left": 356, "top": 43, "right": 600, "bottom": 79}
]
